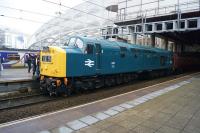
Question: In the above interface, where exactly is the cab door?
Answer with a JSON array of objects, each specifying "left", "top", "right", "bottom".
[{"left": 95, "top": 43, "right": 101, "bottom": 74}]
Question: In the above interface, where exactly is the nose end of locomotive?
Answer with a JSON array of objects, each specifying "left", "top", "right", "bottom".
[
  {"left": 40, "top": 46, "right": 67, "bottom": 77},
  {"left": 39, "top": 46, "right": 70, "bottom": 96}
]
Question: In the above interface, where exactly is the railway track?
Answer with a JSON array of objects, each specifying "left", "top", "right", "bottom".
[
  {"left": 0, "top": 72, "right": 191, "bottom": 111},
  {"left": 0, "top": 79, "right": 39, "bottom": 94},
  {"left": 0, "top": 93, "right": 58, "bottom": 111},
  {"left": 0, "top": 72, "right": 197, "bottom": 123}
]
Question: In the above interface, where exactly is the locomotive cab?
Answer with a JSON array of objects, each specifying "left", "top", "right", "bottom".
[
  {"left": 67, "top": 37, "right": 95, "bottom": 54},
  {"left": 40, "top": 36, "right": 99, "bottom": 95}
]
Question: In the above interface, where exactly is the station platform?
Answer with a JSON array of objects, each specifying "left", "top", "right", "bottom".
[
  {"left": 75, "top": 76, "right": 200, "bottom": 133},
  {"left": 0, "top": 68, "right": 32, "bottom": 83},
  {"left": 0, "top": 68, "right": 36, "bottom": 93},
  {"left": 0, "top": 72, "right": 199, "bottom": 133}
]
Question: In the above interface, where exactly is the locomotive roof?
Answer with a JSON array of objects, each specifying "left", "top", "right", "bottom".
[{"left": 72, "top": 36, "right": 170, "bottom": 54}]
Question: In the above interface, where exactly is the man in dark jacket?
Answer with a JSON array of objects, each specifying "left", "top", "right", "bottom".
[
  {"left": 27, "top": 53, "right": 32, "bottom": 73},
  {"left": 32, "top": 55, "right": 37, "bottom": 76},
  {"left": 0, "top": 58, "right": 2, "bottom": 76},
  {"left": 36, "top": 54, "right": 40, "bottom": 79}
]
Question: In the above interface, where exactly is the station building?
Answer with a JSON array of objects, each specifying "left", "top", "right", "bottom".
[{"left": 0, "top": 27, "right": 29, "bottom": 49}]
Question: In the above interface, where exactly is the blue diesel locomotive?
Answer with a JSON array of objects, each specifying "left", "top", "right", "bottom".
[{"left": 40, "top": 36, "right": 173, "bottom": 96}]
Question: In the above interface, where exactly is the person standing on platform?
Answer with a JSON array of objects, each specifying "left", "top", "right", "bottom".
[
  {"left": 32, "top": 55, "right": 37, "bottom": 76},
  {"left": 27, "top": 53, "right": 32, "bottom": 73},
  {"left": 36, "top": 54, "right": 40, "bottom": 79},
  {"left": 0, "top": 58, "right": 2, "bottom": 76}
]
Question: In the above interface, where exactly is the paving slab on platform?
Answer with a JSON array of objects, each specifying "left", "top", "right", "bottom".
[
  {"left": 75, "top": 76, "right": 200, "bottom": 133},
  {"left": 0, "top": 68, "right": 32, "bottom": 82}
]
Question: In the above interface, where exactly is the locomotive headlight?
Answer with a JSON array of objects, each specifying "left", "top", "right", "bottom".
[
  {"left": 45, "top": 66, "right": 48, "bottom": 70},
  {"left": 40, "top": 76, "right": 44, "bottom": 80},
  {"left": 64, "top": 78, "right": 68, "bottom": 85}
]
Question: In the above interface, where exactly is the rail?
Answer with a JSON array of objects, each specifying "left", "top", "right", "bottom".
[
  {"left": 0, "top": 93, "right": 58, "bottom": 111},
  {"left": 0, "top": 80, "right": 39, "bottom": 93}
]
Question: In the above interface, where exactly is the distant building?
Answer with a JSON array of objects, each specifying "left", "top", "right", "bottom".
[{"left": 0, "top": 27, "right": 30, "bottom": 49}]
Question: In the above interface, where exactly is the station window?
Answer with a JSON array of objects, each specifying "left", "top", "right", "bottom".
[{"left": 120, "top": 47, "right": 127, "bottom": 58}]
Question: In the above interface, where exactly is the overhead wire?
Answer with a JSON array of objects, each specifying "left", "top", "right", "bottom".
[
  {"left": 0, "top": 14, "right": 47, "bottom": 24},
  {"left": 0, "top": 0, "right": 116, "bottom": 45},
  {"left": 0, "top": 14, "right": 101, "bottom": 44},
  {"left": 0, "top": 0, "right": 116, "bottom": 27},
  {"left": 0, "top": 14, "right": 75, "bottom": 34},
  {"left": 0, "top": 5, "right": 53, "bottom": 18},
  {"left": 0, "top": 0, "right": 168, "bottom": 28},
  {"left": 41, "top": 0, "right": 114, "bottom": 22},
  {"left": 0, "top": 5, "right": 103, "bottom": 27},
  {"left": 81, "top": 0, "right": 106, "bottom": 9}
]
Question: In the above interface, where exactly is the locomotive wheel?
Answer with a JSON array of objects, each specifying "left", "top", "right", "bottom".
[
  {"left": 124, "top": 74, "right": 129, "bottom": 83},
  {"left": 66, "top": 86, "right": 72, "bottom": 96},
  {"left": 105, "top": 77, "right": 112, "bottom": 87},
  {"left": 127, "top": 74, "right": 132, "bottom": 82},
  {"left": 94, "top": 78, "right": 104, "bottom": 89},
  {"left": 88, "top": 81, "right": 94, "bottom": 90},
  {"left": 110, "top": 77, "right": 116, "bottom": 86}
]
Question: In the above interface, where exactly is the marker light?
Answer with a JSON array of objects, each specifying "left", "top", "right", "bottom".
[
  {"left": 64, "top": 78, "right": 68, "bottom": 85},
  {"left": 40, "top": 76, "right": 44, "bottom": 80},
  {"left": 56, "top": 80, "right": 61, "bottom": 87}
]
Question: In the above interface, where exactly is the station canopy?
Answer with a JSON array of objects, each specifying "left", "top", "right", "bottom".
[{"left": 29, "top": 0, "right": 118, "bottom": 50}]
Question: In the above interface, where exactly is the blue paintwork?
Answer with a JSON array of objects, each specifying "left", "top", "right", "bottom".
[
  {"left": 0, "top": 51, "right": 19, "bottom": 63},
  {"left": 64, "top": 36, "right": 172, "bottom": 77}
]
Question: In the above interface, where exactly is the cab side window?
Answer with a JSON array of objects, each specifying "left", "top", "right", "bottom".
[
  {"left": 86, "top": 44, "right": 94, "bottom": 54},
  {"left": 76, "top": 39, "right": 84, "bottom": 49},
  {"left": 67, "top": 37, "right": 76, "bottom": 46}
]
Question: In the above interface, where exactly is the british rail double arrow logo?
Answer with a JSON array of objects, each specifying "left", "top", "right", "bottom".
[{"left": 85, "top": 59, "right": 94, "bottom": 67}]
